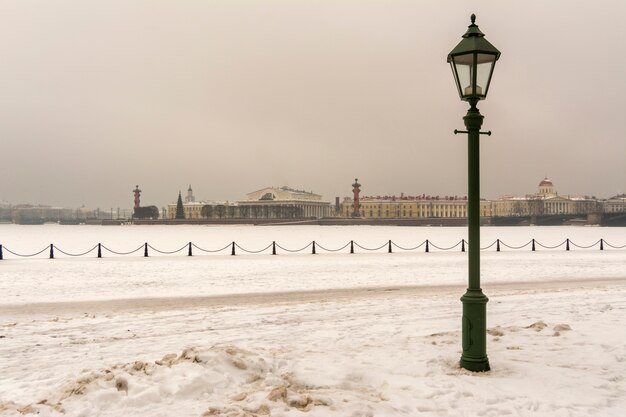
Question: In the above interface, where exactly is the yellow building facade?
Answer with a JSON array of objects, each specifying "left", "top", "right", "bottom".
[
  {"left": 342, "top": 196, "right": 491, "bottom": 219},
  {"left": 344, "top": 178, "right": 609, "bottom": 220},
  {"left": 166, "top": 185, "right": 236, "bottom": 219}
]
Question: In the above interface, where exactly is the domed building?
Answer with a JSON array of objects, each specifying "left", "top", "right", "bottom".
[
  {"left": 492, "top": 177, "right": 600, "bottom": 217},
  {"left": 538, "top": 177, "right": 555, "bottom": 197},
  {"left": 536, "top": 177, "right": 576, "bottom": 214}
]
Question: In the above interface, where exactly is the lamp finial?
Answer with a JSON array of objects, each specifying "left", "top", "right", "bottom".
[{"left": 471, "top": 14, "right": 476, "bottom": 25}]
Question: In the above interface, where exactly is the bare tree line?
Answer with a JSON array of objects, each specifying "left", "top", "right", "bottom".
[{"left": 200, "top": 204, "right": 305, "bottom": 219}]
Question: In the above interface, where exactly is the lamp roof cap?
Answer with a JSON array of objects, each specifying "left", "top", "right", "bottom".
[{"left": 447, "top": 14, "right": 501, "bottom": 62}]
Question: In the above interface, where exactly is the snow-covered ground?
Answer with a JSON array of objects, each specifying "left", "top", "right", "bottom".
[{"left": 0, "top": 225, "right": 625, "bottom": 416}]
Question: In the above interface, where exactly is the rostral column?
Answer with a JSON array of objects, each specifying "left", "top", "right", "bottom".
[
  {"left": 133, "top": 185, "right": 141, "bottom": 209},
  {"left": 352, "top": 178, "right": 361, "bottom": 217}
]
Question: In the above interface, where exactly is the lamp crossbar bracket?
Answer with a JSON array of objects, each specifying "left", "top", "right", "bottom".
[{"left": 454, "top": 129, "right": 492, "bottom": 136}]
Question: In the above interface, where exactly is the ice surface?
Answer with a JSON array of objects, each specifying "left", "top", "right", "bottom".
[{"left": 0, "top": 224, "right": 624, "bottom": 304}]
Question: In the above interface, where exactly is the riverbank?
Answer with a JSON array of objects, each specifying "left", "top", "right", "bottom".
[{"left": 98, "top": 213, "right": 626, "bottom": 226}]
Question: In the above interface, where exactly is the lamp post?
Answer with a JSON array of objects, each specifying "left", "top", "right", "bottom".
[{"left": 448, "top": 14, "right": 500, "bottom": 372}]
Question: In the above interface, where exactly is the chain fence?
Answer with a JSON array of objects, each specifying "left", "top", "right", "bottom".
[{"left": 0, "top": 237, "right": 624, "bottom": 260}]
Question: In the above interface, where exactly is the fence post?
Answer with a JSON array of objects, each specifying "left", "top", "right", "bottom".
[
  {"left": 188, "top": 242, "right": 192, "bottom": 256},
  {"left": 97, "top": 243, "right": 102, "bottom": 258},
  {"left": 49, "top": 244, "right": 54, "bottom": 259},
  {"left": 425, "top": 239, "right": 429, "bottom": 253},
  {"left": 600, "top": 239, "right": 604, "bottom": 251},
  {"left": 144, "top": 243, "right": 148, "bottom": 257},
  {"left": 496, "top": 239, "right": 500, "bottom": 252},
  {"left": 0, "top": 244, "right": 3, "bottom": 260},
  {"left": 461, "top": 239, "right": 465, "bottom": 252},
  {"left": 388, "top": 240, "right": 392, "bottom": 253},
  {"left": 566, "top": 238, "right": 570, "bottom": 251},
  {"left": 350, "top": 240, "right": 354, "bottom": 254},
  {"left": 532, "top": 239, "right": 536, "bottom": 251},
  {"left": 231, "top": 242, "right": 236, "bottom": 256},
  {"left": 272, "top": 241, "right": 276, "bottom": 255},
  {"left": 312, "top": 241, "right": 316, "bottom": 255}
]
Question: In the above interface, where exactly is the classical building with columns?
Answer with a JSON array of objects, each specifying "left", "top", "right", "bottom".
[
  {"left": 237, "top": 186, "right": 331, "bottom": 219},
  {"left": 492, "top": 177, "right": 601, "bottom": 217},
  {"left": 167, "top": 185, "right": 331, "bottom": 219}
]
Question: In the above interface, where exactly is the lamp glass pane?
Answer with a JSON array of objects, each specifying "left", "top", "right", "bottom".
[
  {"left": 452, "top": 53, "right": 474, "bottom": 97},
  {"left": 476, "top": 53, "right": 496, "bottom": 97},
  {"left": 450, "top": 61, "right": 462, "bottom": 98}
]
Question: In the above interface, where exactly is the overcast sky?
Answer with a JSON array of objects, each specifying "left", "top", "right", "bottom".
[{"left": 1, "top": 0, "right": 624, "bottom": 209}]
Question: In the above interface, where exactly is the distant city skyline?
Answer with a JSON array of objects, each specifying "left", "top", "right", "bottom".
[
  {"left": 2, "top": 174, "right": 622, "bottom": 212},
  {"left": 1, "top": 1, "right": 625, "bottom": 209}
]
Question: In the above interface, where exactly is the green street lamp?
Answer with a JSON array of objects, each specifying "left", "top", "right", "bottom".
[{"left": 448, "top": 14, "right": 500, "bottom": 372}]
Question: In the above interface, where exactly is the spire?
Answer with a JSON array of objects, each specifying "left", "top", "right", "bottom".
[{"left": 185, "top": 184, "right": 195, "bottom": 202}]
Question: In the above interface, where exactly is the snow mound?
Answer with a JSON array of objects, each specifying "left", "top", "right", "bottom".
[{"left": 2, "top": 345, "right": 375, "bottom": 417}]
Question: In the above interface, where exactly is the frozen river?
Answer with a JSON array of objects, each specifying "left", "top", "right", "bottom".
[{"left": 0, "top": 224, "right": 624, "bottom": 304}]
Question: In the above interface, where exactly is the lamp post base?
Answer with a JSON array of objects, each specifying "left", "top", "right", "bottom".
[
  {"left": 460, "top": 355, "right": 490, "bottom": 372},
  {"left": 460, "top": 289, "right": 490, "bottom": 372}
]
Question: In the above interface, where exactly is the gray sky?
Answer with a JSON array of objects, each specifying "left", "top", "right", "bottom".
[{"left": 1, "top": 0, "right": 625, "bottom": 209}]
